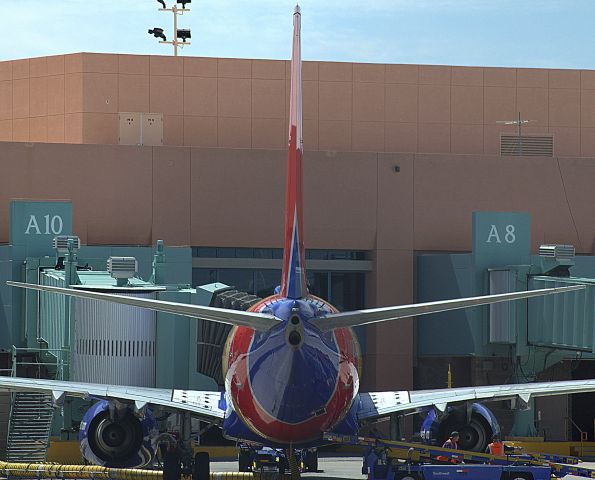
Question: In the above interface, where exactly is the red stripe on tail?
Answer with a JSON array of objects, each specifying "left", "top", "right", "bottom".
[{"left": 280, "top": 5, "right": 307, "bottom": 299}]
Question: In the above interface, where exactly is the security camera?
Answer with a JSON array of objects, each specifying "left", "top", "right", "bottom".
[
  {"left": 157, "top": 0, "right": 166, "bottom": 7},
  {"left": 177, "top": 29, "right": 191, "bottom": 42},
  {"left": 177, "top": 0, "right": 191, "bottom": 8},
  {"left": 148, "top": 27, "right": 167, "bottom": 41}
]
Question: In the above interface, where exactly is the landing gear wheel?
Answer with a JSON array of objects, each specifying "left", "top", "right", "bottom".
[
  {"left": 163, "top": 449, "right": 181, "bottom": 480},
  {"left": 305, "top": 449, "right": 318, "bottom": 472},
  {"left": 238, "top": 449, "right": 251, "bottom": 472},
  {"left": 192, "top": 452, "right": 210, "bottom": 480}
]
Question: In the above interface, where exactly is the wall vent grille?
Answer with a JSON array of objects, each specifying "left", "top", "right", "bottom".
[{"left": 500, "top": 135, "right": 553, "bottom": 156}]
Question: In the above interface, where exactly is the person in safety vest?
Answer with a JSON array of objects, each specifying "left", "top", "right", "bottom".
[{"left": 485, "top": 434, "right": 504, "bottom": 456}]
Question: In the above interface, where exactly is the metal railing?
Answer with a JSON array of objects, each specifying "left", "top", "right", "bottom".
[
  {"left": 567, "top": 416, "right": 588, "bottom": 457},
  {"left": 10, "top": 346, "right": 69, "bottom": 380}
]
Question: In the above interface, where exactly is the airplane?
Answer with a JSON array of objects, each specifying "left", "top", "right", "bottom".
[{"left": 1, "top": 4, "right": 594, "bottom": 478}]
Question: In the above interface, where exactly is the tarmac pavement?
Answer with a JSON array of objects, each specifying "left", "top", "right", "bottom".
[{"left": 211, "top": 456, "right": 365, "bottom": 479}]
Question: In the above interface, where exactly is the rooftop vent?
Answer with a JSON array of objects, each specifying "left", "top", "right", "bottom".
[
  {"left": 538, "top": 244, "right": 575, "bottom": 277},
  {"left": 500, "top": 135, "right": 553, "bottom": 156},
  {"left": 539, "top": 244, "right": 575, "bottom": 260},
  {"left": 107, "top": 257, "right": 138, "bottom": 286},
  {"left": 53, "top": 235, "right": 80, "bottom": 255}
]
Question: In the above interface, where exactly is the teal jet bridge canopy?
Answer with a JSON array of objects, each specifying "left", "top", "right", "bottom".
[{"left": 528, "top": 276, "right": 595, "bottom": 352}]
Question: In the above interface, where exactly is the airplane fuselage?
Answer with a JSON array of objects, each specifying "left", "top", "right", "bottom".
[{"left": 222, "top": 295, "right": 361, "bottom": 445}]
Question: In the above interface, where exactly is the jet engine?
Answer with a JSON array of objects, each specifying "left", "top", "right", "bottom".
[
  {"left": 79, "top": 400, "right": 158, "bottom": 467},
  {"left": 420, "top": 403, "right": 500, "bottom": 452}
]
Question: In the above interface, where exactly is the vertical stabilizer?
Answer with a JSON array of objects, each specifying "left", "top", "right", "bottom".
[{"left": 280, "top": 5, "right": 308, "bottom": 300}]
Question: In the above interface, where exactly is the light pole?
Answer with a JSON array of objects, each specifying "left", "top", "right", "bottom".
[{"left": 148, "top": 0, "right": 192, "bottom": 56}]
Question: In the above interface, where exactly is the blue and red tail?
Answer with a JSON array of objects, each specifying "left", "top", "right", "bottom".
[{"left": 280, "top": 5, "right": 307, "bottom": 300}]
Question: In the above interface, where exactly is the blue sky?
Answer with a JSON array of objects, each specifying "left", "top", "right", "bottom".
[{"left": 1, "top": 0, "right": 594, "bottom": 69}]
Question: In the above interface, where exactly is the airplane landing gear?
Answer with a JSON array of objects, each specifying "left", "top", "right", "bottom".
[
  {"left": 192, "top": 452, "right": 210, "bottom": 480},
  {"left": 162, "top": 445, "right": 181, "bottom": 480},
  {"left": 163, "top": 449, "right": 210, "bottom": 480},
  {"left": 287, "top": 448, "right": 301, "bottom": 480},
  {"left": 163, "top": 414, "right": 210, "bottom": 480}
]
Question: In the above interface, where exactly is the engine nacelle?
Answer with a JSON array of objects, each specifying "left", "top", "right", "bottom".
[
  {"left": 79, "top": 400, "right": 158, "bottom": 467},
  {"left": 420, "top": 403, "right": 500, "bottom": 452}
]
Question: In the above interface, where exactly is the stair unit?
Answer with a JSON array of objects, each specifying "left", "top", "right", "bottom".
[
  {"left": 5, "top": 392, "right": 54, "bottom": 462},
  {"left": 1, "top": 347, "right": 67, "bottom": 462}
]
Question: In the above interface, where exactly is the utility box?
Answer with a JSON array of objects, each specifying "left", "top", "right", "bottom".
[
  {"left": 142, "top": 113, "right": 163, "bottom": 146},
  {"left": 118, "top": 112, "right": 163, "bottom": 146}
]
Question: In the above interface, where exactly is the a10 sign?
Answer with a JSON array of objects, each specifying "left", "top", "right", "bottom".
[{"left": 24, "top": 214, "right": 64, "bottom": 235}]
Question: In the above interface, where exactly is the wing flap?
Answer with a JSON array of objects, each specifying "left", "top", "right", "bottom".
[
  {"left": 0, "top": 376, "right": 225, "bottom": 421},
  {"left": 312, "top": 285, "right": 585, "bottom": 331},
  {"left": 7, "top": 281, "right": 281, "bottom": 331},
  {"left": 358, "top": 378, "right": 595, "bottom": 420}
]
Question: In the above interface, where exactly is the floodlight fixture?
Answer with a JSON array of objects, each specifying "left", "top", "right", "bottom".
[
  {"left": 149, "top": 0, "right": 192, "bottom": 56},
  {"left": 148, "top": 27, "right": 167, "bottom": 41},
  {"left": 177, "top": 29, "right": 191, "bottom": 42}
]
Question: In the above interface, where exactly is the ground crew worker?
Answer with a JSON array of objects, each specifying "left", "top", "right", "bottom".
[
  {"left": 442, "top": 431, "right": 459, "bottom": 449},
  {"left": 437, "top": 432, "right": 460, "bottom": 463},
  {"left": 485, "top": 434, "right": 504, "bottom": 456}
]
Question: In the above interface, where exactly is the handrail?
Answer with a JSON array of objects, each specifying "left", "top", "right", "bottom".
[
  {"left": 10, "top": 345, "right": 69, "bottom": 381},
  {"left": 566, "top": 416, "right": 588, "bottom": 456}
]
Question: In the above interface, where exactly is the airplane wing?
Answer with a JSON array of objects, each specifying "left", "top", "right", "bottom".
[
  {"left": 7, "top": 281, "right": 281, "bottom": 332},
  {"left": 310, "top": 285, "right": 585, "bottom": 331},
  {"left": 0, "top": 376, "right": 225, "bottom": 422},
  {"left": 357, "top": 379, "right": 595, "bottom": 420}
]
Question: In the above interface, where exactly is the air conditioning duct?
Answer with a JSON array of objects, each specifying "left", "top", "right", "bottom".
[{"left": 107, "top": 257, "right": 138, "bottom": 286}]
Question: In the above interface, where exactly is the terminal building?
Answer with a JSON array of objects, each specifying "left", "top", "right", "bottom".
[{"left": 0, "top": 53, "right": 595, "bottom": 456}]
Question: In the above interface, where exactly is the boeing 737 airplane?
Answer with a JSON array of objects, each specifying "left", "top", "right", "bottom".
[{"left": 1, "top": 4, "right": 594, "bottom": 476}]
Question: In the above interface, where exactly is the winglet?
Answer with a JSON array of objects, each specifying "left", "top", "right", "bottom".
[{"left": 280, "top": 5, "right": 308, "bottom": 300}]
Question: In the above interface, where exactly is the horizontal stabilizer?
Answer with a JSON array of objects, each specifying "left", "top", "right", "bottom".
[
  {"left": 311, "top": 284, "right": 586, "bottom": 331},
  {"left": 7, "top": 281, "right": 281, "bottom": 331}
]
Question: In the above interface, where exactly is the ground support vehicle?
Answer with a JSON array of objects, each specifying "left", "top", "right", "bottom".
[
  {"left": 238, "top": 443, "right": 318, "bottom": 474},
  {"left": 324, "top": 433, "right": 595, "bottom": 480}
]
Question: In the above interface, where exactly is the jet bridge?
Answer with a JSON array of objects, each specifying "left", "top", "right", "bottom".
[{"left": 416, "top": 211, "right": 595, "bottom": 443}]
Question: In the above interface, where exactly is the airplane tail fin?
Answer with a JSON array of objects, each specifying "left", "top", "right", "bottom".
[{"left": 280, "top": 5, "right": 308, "bottom": 300}]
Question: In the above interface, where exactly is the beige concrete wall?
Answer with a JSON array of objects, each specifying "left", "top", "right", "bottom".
[
  {"left": 1, "top": 141, "right": 594, "bottom": 391},
  {"left": 3, "top": 54, "right": 595, "bottom": 157}
]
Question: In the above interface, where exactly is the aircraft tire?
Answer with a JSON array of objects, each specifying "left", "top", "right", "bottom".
[
  {"left": 192, "top": 452, "right": 210, "bottom": 480},
  {"left": 305, "top": 450, "right": 318, "bottom": 472},
  {"left": 238, "top": 450, "right": 251, "bottom": 472},
  {"left": 163, "top": 450, "right": 181, "bottom": 480}
]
